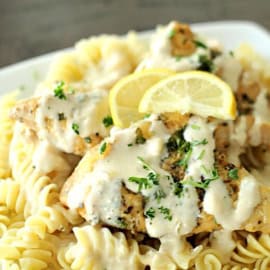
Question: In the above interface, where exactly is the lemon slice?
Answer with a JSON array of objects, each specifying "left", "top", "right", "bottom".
[
  {"left": 109, "top": 68, "right": 175, "bottom": 127},
  {"left": 139, "top": 70, "right": 237, "bottom": 120}
]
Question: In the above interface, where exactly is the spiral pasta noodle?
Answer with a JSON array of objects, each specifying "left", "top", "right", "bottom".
[
  {"left": 58, "top": 225, "right": 143, "bottom": 270},
  {"left": 0, "top": 92, "right": 17, "bottom": 178},
  {"left": 0, "top": 224, "right": 74, "bottom": 270}
]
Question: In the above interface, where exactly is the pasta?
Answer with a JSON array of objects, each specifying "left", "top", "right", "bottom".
[
  {"left": 0, "top": 92, "right": 17, "bottom": 178},
  {"left": 2, "top": 20, "right": 270, "bottom": 270}
]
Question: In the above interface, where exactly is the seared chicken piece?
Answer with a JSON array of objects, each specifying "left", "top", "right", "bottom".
[
  {"left": 60, "top": 114, "right": 270, "bottom": 236},
  {"left": 10, "top": 88, "right": 110, "bottom": 156},
  {"left": 60, "top": 145, "right": 146, "bottom": 233},
  {"left": 169, "top": 22, "right": 197, "bottom": 57},
  {"left": 236, "top": 73, "right": 261, "bottom": 115}
]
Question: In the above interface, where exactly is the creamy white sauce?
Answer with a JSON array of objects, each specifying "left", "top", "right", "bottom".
[
  {"left": 84, "top": 173, "right": 122, "bottom": 226},
  {"left": 35, "top": 89, "right": 110, "bottom": 154},
  {"left": 214, "top": 54, "right": 242, "bottom": 91},
  {"left": 184, "top": 117, "right": 216, "bottom": 181},
  {"left": 137, "top": 22, "right": 210, "bottom": 72},
  {"left": 67, "top": 115, "right": 260, "bottom": 239},
  {"left": 228, "top": 117, "right": 247, "bottom": 166},
  {"left": 67, "top": 116, "right": 202, "bottom": 237},
  {"left": 32, "top": 140, "right": 71, "bottom": 174},
  {"left": 210, "top": 230, "right": 235, "bottom": 262},
  {"left": 250, "top": 89, "right": 270, "bottom": 146},
  {"left": 204, "top": 175, "right": 260, "bottom": 230}
]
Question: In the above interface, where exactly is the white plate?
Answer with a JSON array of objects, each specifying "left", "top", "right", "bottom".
[{"left": 0, "top": 20, "right": 269, "bottom": 97}]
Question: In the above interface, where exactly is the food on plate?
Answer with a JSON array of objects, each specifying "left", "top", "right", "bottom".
[{"left": 1, "top": 21, "right": 270, "bottom": 269}]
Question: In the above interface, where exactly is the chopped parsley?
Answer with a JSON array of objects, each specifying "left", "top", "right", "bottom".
[
  {"left": 191, "top": 124, "right": 200, "bottom": 130},
  {"left": 72, "top": 123, "right": 80, "bottom": 135},
  {"left": 229, "top": 50, "right": 234, "bottom": 57},
  {"left": 100, "top": 142, "right": 107, "bottom": 154},
  {"left": 153, "top": 189, "right": 166, "bottom": 203},
  {"left": 197, "top": 149, "right": 206, "bottom": 160},
  {"left": 168, "top": 29, "right": 176, "bottom": 39},
  {"left": 127, "top": 143, "right": 133, "bottom": 147},
  {"left": 54, "top": 81, "right": 67, "bottom": 100},
  {"left": 193, "top": 40, "right": 208, "bottom": 49},
  {"left": 128, "top": 157, "right": 160, "bottom": 192},
  {"left": 198, "top": 55, "right": 214, "bottom": 72},
  {"left": 84, "top": 136, "right": 92, "bottom": 144},
  {"left": 158, "top": 206, "right": 172, "bottom": 221},
  {"left": 166, "top": 129, "right": 185, "bottom": 152},
  {"left": 167, "top": 129, "right": 208, "bottom": 170},
  {"left": 128, "top": 176, "right": 152, "bottom": 192},
  {"left": 175, "top": 55, "right": 182, "bottom": 62},
  {"left": 135, "top": 128, "right": 146, "bottom": 144},
  {"left": 182, "top": 168, "right": 219, "bottom": 189},
  {"left": 145, "top": 207, "right": 155, "bottom": 219},
  {"left": 116, "top": 217, "right": 127, "bottom": 229},
  {"left": 138, "top": 157, "right": 159, "bottom": 185},
  {"left": 178, "top": 148, "right": 192, "bottom": 170},
  {"left": 191, "top": 138, "right": 208, "bottom": 146},
  {"left": 144, "top": 113, "right": 151, "bottom": 119},
  {"left": 173, "top": 182, "right": 183, "bottom": 198},
  {"left": 102, "top": 116, "right": 113, "bottom": 128},
  {"left": 58, "top": 113, "right": 65, "bottom": 121},
  {"left": 228, "top": 168, "right": 238, "bottom": 180}
]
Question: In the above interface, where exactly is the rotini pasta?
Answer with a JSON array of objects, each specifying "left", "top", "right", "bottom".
[
  {"left": 58, "top": 225, "right": 143, "bottom": 270},
  {"left": 0, "top": 92, "right": 17, "bottom": 178}
]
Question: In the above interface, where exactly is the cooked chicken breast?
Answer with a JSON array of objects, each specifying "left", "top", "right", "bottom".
[
  {"left": 10, "top": 88, "right": 110, "bottom": 155},
  {"left": 60, "top": 114, "right": 270, "bottom": 238}
]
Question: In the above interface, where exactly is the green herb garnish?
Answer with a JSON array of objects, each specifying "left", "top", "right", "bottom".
[
  {"left": 145, "top": 207, "right": 155, "bottom": 219},
  {"left": 158, "top": 206, "right": 172, "bottom": 221},
  {"left": 173, "top": 182, "right": 183, "bottom": 198},
  {"left": 58, "top": 113, "right": 65, "bottom": 121},
  {"left": 116, "top": 217, "right": 127, "bottom": 229},
  {"left": 175, "top": 55, "right": 182, "bottom": 62},
  {"left": 128, "top": 176, "right": 152, "bottom": 192},
  {"left": 54, "top": 81, "right": 67, "bottom": 100},
  {"left": 127, "top": 143, "right": 133, "bottom": 147},
  {"left": 197, "top": 149, "right": 206, "bottom": 160},
  {"left": 144, "top": 113, "right": 151, "bottom": 119},
  {"left": 191, "top": 138, "right": 208, "bottom": 146},
  {"left": 102, "top": 116, "right": 113, "bottom": 128},
  {"left": 84, "top": 136, "right": 92, "bottom": 144},
  {"left": 72, "top": 123, "right": 80, "bottom": 135},
  {"left": 128, "top": 157, "right": 160, "bottom": 192},
  {"left": 198, "top": 55, "right": 214, "bottom": 72},
  {"left": 183, "top": 168, "right": 219, "bottom": 189},
  {"left": 229, "top": 50, "right": 234, "bottom": 57},
  {"left": 228, "top": 168, "right": 238, "bottom": 180},
  {"left": 153, "top": 189, "right": 166, "bottom": 203},
  {"left": 137, "top": 156, "right": 159, "bottom": 185},
  {"left": 166, "top": 129, "right": 185, "bottom": 152},
  {"left": 193, "top": 40, "right": 208, "bottom": 49},
  {"left": 168, "top": 29, "right": 176, "bottom": 39},
  {"left": 191, "top": 124, "right": 200, "bottom": 130},
  {"left": 178, "top": 148, "right": 192, "bottom": 169},
  {"left": 100, "top": 142, "right": 107, "bottom": 154}
]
